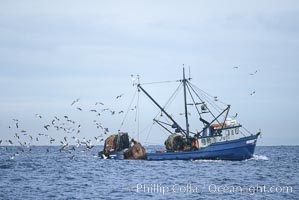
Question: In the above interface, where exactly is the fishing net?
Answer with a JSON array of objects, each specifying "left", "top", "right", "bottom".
[
  {"left": 124, "top": 142, "right": 147, "bottom": 160},
  {"left": 164, "top": 134, "right": 187, "bottom": 151},
  {"left": 103, "top": 132, "right": 130, "bottom": 154},
  {"left": 104, "top": 135, "right": 117, "bottom": 154}
]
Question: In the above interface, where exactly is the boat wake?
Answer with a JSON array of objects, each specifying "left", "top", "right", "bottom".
[
  {"left": 192, "top": 159, "right": 225, "bottom": 163},
  {"left": 249, "top": 154, "right": 269, "bottom": 161}
]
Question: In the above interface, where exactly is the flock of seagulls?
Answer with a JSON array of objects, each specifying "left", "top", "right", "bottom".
[{"left": 0, "top": 93, "right": 131, "bottom": 160}]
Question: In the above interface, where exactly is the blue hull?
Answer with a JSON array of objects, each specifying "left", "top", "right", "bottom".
[{"left": 109, "top": 133, "right": 259, "bottom": 161}]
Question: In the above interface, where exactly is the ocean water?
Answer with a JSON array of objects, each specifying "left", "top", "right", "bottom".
[{"left": 0, "top": 146, "right": 298, "bottom": 200}]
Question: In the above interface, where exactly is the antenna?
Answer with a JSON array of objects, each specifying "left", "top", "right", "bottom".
[{"left": 188, "top": 65, "right": 191, "bottom": 80}]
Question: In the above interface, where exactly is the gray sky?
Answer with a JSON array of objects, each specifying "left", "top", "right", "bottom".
[{"left": 0, "top": 0, "right": 299, "bottom": 146}]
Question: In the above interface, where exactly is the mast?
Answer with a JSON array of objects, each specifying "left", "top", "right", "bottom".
[{"left": 182, "top": 68, "right": 190, "bottom": 140}]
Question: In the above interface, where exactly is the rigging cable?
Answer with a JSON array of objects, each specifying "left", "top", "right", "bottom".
[
  {"left": 118, "top": 88, "right": 138, "bottom": 130},
  {"left": 189, "top": 82, "right": 228, "bottom": 107},
  {"left": 186, "top": 83, "right": 202, "bottom": 118},
  {"left": 152, "top": 82, "right": 183, "bottom": 129},
  {"left": 140, "top": 83, "right": 183, "bottom": 144},
  {"left": 187, "top": 81, "right": 221, "bottom": 124},
  {"left": 140, "top": 79, "right": 180, "bottom": 85}
]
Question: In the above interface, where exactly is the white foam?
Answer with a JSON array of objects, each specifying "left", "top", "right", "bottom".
[{"left": 250, "top": 154, "right": 269, "bottom": 161}]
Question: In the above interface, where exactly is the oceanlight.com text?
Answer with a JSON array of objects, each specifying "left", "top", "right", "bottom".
[{"left": 134, "top": 183, "right": 293, "bottom": 195}]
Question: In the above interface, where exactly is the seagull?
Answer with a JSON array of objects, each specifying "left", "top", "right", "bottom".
[
  {"left": 64, "top": 116, "right": 68, "bottom": 119},
  {"left": 10, "top": 154, "right": 16, "bottom": 160},
  {"left": 118, "top": 111, "right": 124, "bottom": 114},
  {"left": 18, "top": 141, "right": 24, "bottom": 146},
  {"left": 21, "top": 130, "right": 26, "bottom": 133},
  {"left": 95, "top": 136, "right": 102, "bottom": 142},
  {"left": 95, "top": 102, "right": 104, "bottom": 106},
  {"left": 250, "top": 91, "right": 256, "bottom": 96},
  {"left": 0, "top": 140, "right": 2, "bottom": 145},
  {"left": 54, "top": 116, "right": 60, "bottom": 121},
  {"left": 96, "top": 124, "right": 103, "bottom": 129},
  {"left": 44, "top": 125, "right": 50, "bottom": 130},
  {"left": 110, "top": 110, "right": 115, "bottom": 115},
  {"left": 29, "top": 135, "right": 33, "bottom": 141},
  {"left": 15, "top": 133, "right": 20, "bottom": 139},
  {"left": 131, "top": 106, "right": 137, "bottom": 111},
  {"left": 16, "top": 122, "right": 19, "bottom": 128},
  {"left": 76, "top": 107, "right": 82, "bottom": 111},
  {"left": 214, "top": 96, "right": 218, "bottom": 101},
  {"left": 49, "top": 137, "right": 55, "bottom": 144},
  {"left": 51, "top": 120, "right": 55, "bottom": 125},
  {"left": 68, "top": 155, "right": 75, "bottom": 160},
  {"left": 116, "top": 94, "right": 124, "bottom": 99},
  {"left": 71, "top": 98, "right": 80, "bottom": 106},
  {"left": 35, "top": 114, "right": 42, "bottom": 118},
  {"left": 70, "top": 146, "right": 76, "bottom": 151},
  {"left": 90, "top": 109, "right": 97, "bottom": 112},
  {"left": 233, "top": 113, "right": 238, "bottom": 118},
  {"left": 104, "top": 128, "right": 109, "bottom": 134},
  {"left": 249, "top": 70, "right": 258, "bottom": 76},
  {"left": 233, "top": 66, "right": 239, "bottom": 69},
  {"left": 7, "top": 140, "right": 13, "bottom": 145},
  {"left": 59, "top": 143, "right": 68, "bottom": 152}
]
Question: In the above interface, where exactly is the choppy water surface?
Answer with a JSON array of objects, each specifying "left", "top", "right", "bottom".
[{"left": 0, "top": 146, "right": 298, "bottom": 199}]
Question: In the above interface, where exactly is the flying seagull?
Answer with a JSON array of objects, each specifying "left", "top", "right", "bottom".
[
  {"left": 35, "top": 114, "right": 42, "bottom": 118},
  {"left": 68, "top": 155, "right": 75, "bottom": 160},
  {"left": 249, "top": 70, "right": 258, "bottom": 76},
  {"left": 116, "top": 94, "right": 124, "bottom": 99},
  {"left": 71, "top": 98, "right": 80, "bottom": 106},
  {"left": 250, "top": 91, "right": 256, "bottom": 96},
  {"left": 44, "top": 125, "right": 50, "bottom": 130},
  {"left": 233, "top": 113, "right": 238, "bottom": 118}
]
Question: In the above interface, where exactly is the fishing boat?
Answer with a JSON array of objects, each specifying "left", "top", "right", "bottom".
[{"left": 100, "top": 68, "right": 260, "bottom": 161}]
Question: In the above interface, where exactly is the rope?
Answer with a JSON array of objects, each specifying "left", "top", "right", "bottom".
[
  {"left": 140, "top": 80, "right": 179, "bottom": 85},
  {"left": 119, "top": 88, "right": 137, "bottom": 130}
]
